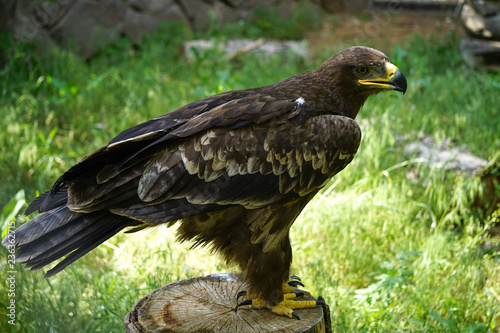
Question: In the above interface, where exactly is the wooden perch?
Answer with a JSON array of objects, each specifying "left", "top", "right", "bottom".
[{"left": 124, "top": 273, "right": 330, "bottom": 333}]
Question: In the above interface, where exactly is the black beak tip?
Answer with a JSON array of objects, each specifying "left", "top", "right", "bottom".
[{"left": 393, "top": 69, "right": 407, "bottom": 95}]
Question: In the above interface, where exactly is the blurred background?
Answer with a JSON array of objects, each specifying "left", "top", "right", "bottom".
[{"left": 0, "top": 0, "right": 499, "bottom": 332}]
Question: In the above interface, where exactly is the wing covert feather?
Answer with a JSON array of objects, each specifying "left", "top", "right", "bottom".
[{"left": 131, "top": 114, "right": 361, "bottom": 213}]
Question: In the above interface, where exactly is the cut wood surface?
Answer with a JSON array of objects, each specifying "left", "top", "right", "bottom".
[{"left": 124, "top": 273, "right": 329, "bottom": 333}]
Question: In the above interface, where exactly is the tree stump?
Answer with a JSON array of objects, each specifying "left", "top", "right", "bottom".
[{"left": 124, "top": 273, "right": 330, "bottom": 333}]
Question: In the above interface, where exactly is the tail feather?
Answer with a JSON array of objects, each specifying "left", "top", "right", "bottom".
[
  {"left": 16, "top": 210, "right": 108, "bottom": 263},
  {"left": 11, "top": 206, "right": 81, "bottom": 247},
  {"left": 10, "top": 205, "right": 139, "bottom": 277},
  {"left": 44, "top": 216, "right": 131, "bottom": 278},
  {"left": 25, "top": 187, "right": 69, "bottom": 215}
]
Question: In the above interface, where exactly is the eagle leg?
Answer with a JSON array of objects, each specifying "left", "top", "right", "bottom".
[{"left": 237, "top": 281, "right": 323, "bottom": 319}]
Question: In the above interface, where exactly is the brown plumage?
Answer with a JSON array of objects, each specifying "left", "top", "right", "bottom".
[{"left": 2, "top": 46, "right": 406, "bottom": 309}]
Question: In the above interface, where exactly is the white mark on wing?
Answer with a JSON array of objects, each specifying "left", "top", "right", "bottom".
[{"left": 296, "top": 97, "right": 305, "bottom": 106}]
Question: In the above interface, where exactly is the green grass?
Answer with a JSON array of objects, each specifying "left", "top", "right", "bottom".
[{"left": 0, "top": 20, "right": 499, "bottom": 332}]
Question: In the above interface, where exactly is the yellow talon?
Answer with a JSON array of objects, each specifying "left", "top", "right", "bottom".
[
  {"left": 282, "top": 299, "right": 320, "bottom": 309},
  {"left": 240, "top": 298, "right": 322, "bottom": 319},
  {"left": 237, "top": 276, "right": 322, "bottom": 319},
  {"left": 270, "top": 303, "right": 296, "bottom": 318}
]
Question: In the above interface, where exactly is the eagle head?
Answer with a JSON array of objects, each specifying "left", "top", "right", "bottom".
[{"left": 315, "top": 46, "right": 407, "bottom": 118}]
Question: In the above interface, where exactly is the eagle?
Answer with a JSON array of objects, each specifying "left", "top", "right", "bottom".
[{"left": 2, "top": 46, "right": 406, "bottom": 319}]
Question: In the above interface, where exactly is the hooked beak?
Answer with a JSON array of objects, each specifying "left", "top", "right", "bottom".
[{"left": 358, "top": 62, "right": 407, "bottom": 94}]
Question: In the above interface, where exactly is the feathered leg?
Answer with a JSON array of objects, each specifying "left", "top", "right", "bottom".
[{"left": 236, "top": 236, "right": 322, "bottom": 319}]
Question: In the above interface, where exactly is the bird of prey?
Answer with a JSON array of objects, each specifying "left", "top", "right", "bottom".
[{"left": 2, "top": 46, "right": 406, "bottom": 319}]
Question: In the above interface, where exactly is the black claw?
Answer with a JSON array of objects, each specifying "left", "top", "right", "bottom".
[
  {"left": 316, "top": 300, "right": 325, "bottom": 306},
  {"left": 236, "top": 290, "right": 247, "bottom": 302},
  {"left": 237, "top": 300, "right": 252, "bottom": 308},
  {"left": 294, "top": 291, "right": 305, "bottom": 298},
  {"left": 292, "top": 312, "right": 301, "bottom": 320},
  {"left": 290, "top": 275, "right": 301, "bottom": 281},
  {"left": 287, "top": 280, "right": 305, "bottom": 288}
]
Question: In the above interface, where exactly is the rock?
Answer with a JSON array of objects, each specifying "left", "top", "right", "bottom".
[
  {"left": 459, "top": 1, "right": 500, "bottom": 71},
  {"left": 467, "top": 0, "right": 500, "bottom": 17},
  {"left": 9, "top": 0, "right": 322, "bottom": 59},
  {"left": 181, "top": 39, "right": 308, "bottom": 60},
  {"left": 176, "top": 0, "right": 215, "bottom": 32},
  {"left": 52, "top": 1, "right": 128, "bottom": 59},
  {"left": 123, "top": 2, "right": 186, "bottom": 43},
  {"left": 461, "top": 37, "right": 500, "bottom": 71},
  {"left": 404, "top": 135, "right": 488, "bottom": 173},
  {"left": 13, "top": 0, "right": 128, "bottom": 58},
  {"left": 461, "top": 3, "right": 500, "bottom": 40}
]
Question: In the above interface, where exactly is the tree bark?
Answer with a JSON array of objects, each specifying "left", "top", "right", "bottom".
[{"left": 124, "top": 273, "right": 329, "bottom": 333}]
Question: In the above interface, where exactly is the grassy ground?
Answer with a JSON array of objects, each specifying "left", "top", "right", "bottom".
[{"left": 1, "top": 14, "right": 499, "bottom": 333}]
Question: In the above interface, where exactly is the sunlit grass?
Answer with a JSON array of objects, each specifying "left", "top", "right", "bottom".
[{"left": 0, "top": 20, "right": 499, "bottom": 332}]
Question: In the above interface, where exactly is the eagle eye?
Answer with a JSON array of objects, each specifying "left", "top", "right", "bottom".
[{"left": 355, "top": 67, "right": 370, "bottom": 76}]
